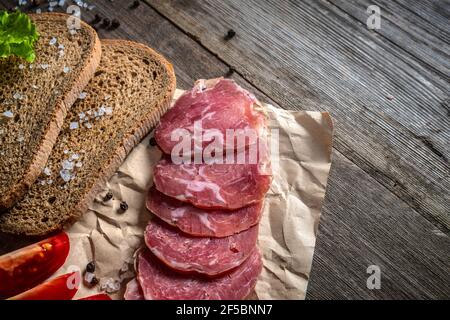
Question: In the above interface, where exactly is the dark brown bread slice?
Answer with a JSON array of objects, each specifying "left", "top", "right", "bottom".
[
  {"left": 0, "top": 13, "right": 101, "bottom": 210},
  {"left": 0, "top": 39, "right": 176, "bottom": 235}
]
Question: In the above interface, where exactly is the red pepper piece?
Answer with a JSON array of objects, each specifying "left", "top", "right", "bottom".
[
  {"left": 0, "top": 232, "right": 70, "bottom": 299},
  {"left": 78, "top": 293, "right": 112, "bottom": 300},
  {"left": 8, "top": 272, "right": 79, "bottom": 300}
]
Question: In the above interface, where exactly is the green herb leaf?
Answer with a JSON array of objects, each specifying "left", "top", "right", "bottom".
[{"left": 0, "top": 10, "right": 40, "bottom": 62}]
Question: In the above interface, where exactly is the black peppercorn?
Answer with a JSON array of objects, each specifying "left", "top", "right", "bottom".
[
  {"left": 149, "top": 137, "right": 157, "bottom": 146},
  {"left": 224, "top": 29, "right": 236, "bottom": 40},
  {"left": 86, "top": 261, "right": 96, "bottom": 273},
  {"left": 102, "top": 18, "right": 111, "bottom": 28},
  {"left": 31, "top": 0, "right": 43, "bottom": 7},
  {"left": 91, "top": 14, "right": 102, "bottom": 25},
  {"left": 130, "top": 0, "right": 140, "bottom": 9},
  {"left": 120, "top": 201, "right": 128, "bottom": 211},
  {"left": 104, "top": 191, "right": 113, "bottom": 201},
  {"left": 111, "top": 19, "right": 121, "bottom": 30},
  {"left": 225, "top": 67, "right": 235, "bottom": 78},
  {"left": 90, "top": 276, "right": 99, "bottom": 286}
]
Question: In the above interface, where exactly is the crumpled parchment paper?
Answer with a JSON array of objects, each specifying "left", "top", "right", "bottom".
[{"left": 56, "top": 89, "right": 333, "bottom": 300}]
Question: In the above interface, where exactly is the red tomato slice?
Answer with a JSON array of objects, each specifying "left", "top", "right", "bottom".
[
  {"left": 0, "top": 232, "right": 70, "bottom": 299},
  {"left": 8, "top": 272, "right": 79, "bottom": 300},
  {"left": 78, "top": 294, "right": 112, "bottom": 300}
]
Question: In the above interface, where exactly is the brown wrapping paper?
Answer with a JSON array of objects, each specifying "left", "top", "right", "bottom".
[{"left": 55, "top": 89, "right": 333, "bottom": 300}]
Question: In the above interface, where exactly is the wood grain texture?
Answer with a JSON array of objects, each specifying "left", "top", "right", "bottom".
[
  {"left": 393, "top": 0, "right": 450, "bottom": 36},
  {"left": 145, "top": 0, "right": 450, "bottom": 230},
  {"left": 331, "top": 0, "right": 450, "bottom": 81},
  {"left": 309, "top": 155, "right": 450, "bottom": 299},
  {"left": 0, "top": 0, "right": 448, "bottom": 299}
]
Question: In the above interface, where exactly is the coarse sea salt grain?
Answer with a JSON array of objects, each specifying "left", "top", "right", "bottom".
[
  {"left": 76, "top": 161, "right": 83, "bottom": 168},
  {"left": 36, "top": 8, "right": 42, "bottom": 14},
  {"left": 100, "top": 278, "right": 121, "bottom": 294},
  {"left": 70, "top": 154, "right": 80, "bottom": 161},
  {"left": 40, "top": 64, "right": 50, "bottom": 70},
  {"left": 19, "top": 64, "right": 25, "bottom": 70},
  {"left": 43, "top": 167, "right": 52, "bottom": 176},
  {"left": 32, "top": 85, "right": 39, "bottom": 89},
  {"left": 60, "top": 169, "right": 72, "bottom": 182},
  {"left": 98, "top": 106, "right": 106, "bottom": 116},
  {"left": 105, "top": 107, "right": 113, "bottom": 115},
  {"left": 85, "top": 123, "right": 93, "bottom": 129},
  {"left": 63, "top": 150, "right": 69, "bottom": 154},
  {"left": 62, "top": 160, "right": 74, "bottom": 170},
  {"left": 84, "top": 272, "right": 95, "bottom": 283},
  {"left": 13, "top": 92, "right": 22, "bottom": 100},
  {"left": 120, "top": 262, "right": 129, "bottom": 273},
  {"left": 49, "top": 37, "right": 57, "bottom": 46},
  {"left": 79, "top": 92, "right": 88, "bottom": 100},
  {"left": 2, "top": 110, "right": 13, "bottom": 118},
  {"left": 63, "top": 66, "right": 70, "bottom": 73},
  {"left": 70, "top": 122, "right": 79, "bottom": 130},
  {"left": 47, "top": 179, "right": 53, "bottom": 185}
]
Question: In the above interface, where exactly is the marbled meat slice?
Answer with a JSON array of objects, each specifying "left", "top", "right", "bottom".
[
  {"left": 124, "top": 278, "right": 144, "bottom": 300},
  {"left": 137, "top": 248, "right": 262, "bottom": 300},
  {"left": 144, "top": 218, "right": 258, "bottom": 276},
  {"left": 155, "top": 78, "right": 267, "bottom": 155},
  {"left": 153, "top": 157, "right": 271, "bottom": 210},
  {"left": 146, "top": 186, "right": 263, "bottom": 237}
]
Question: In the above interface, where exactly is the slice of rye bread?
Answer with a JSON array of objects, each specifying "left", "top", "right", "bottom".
[
  {"left": 0, "top": 13, "right": 101, "bottom": 210},
  {"left": 0, "top": 39, "right": 176, "bottom": 235}
]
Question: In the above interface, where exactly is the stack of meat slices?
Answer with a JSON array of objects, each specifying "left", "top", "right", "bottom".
[{"left": 125, "top": 78, "right": 272, "bottom": 300}]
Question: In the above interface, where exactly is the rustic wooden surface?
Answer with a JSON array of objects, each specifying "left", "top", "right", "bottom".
[{"left": 0, "top": 0, "right": 448, "bottom": 299}]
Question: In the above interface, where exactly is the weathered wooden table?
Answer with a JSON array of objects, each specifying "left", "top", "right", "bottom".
[{"left": 1, "top": 0, "right": 449, "bottom": 299}]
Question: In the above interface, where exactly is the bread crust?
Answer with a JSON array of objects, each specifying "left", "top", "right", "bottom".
[
  {"left": 0, "top": 13, "right": 102, "bottom": 210},
  {"left": 67, "top": 39, "right": 176, "bottom": 233},
  {"left": 0, "top": 39, "right": 176, "bottom": 235}
]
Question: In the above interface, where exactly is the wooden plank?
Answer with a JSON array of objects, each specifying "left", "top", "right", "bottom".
[
  {"left": 307, "top": 152, "right": 450, "bottom": 299},
  {"left": 393, "top": 0, "right": 450, "bottom": 36},
  {"left": 145, "top": 0, "right": 450, "bottom": 230},
  {"left": 0, "top": 0, "right": 448, "bottom": 299},
  {"left": 330, "top": 0, "right": 450, "bottom": 80}
]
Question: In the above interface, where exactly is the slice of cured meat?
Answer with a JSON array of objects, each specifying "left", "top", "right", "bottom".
[
  {"left": 146, "top": 186, "right": 263, "bottom": 237},
  {"left": 144, "top": 218, "right": 258, "bottom": 276},
  {"left": 124, "top": 278, "right": 144, "bottom": 300},
  {"left": 137, "top": 248, "right": 262, "bottom": 300},
  {"left": 153, "top": 157, "right": 271, "bottom": 210},
  {"left": 155, "top": 78, "right": 267, "bottom": 155}
]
